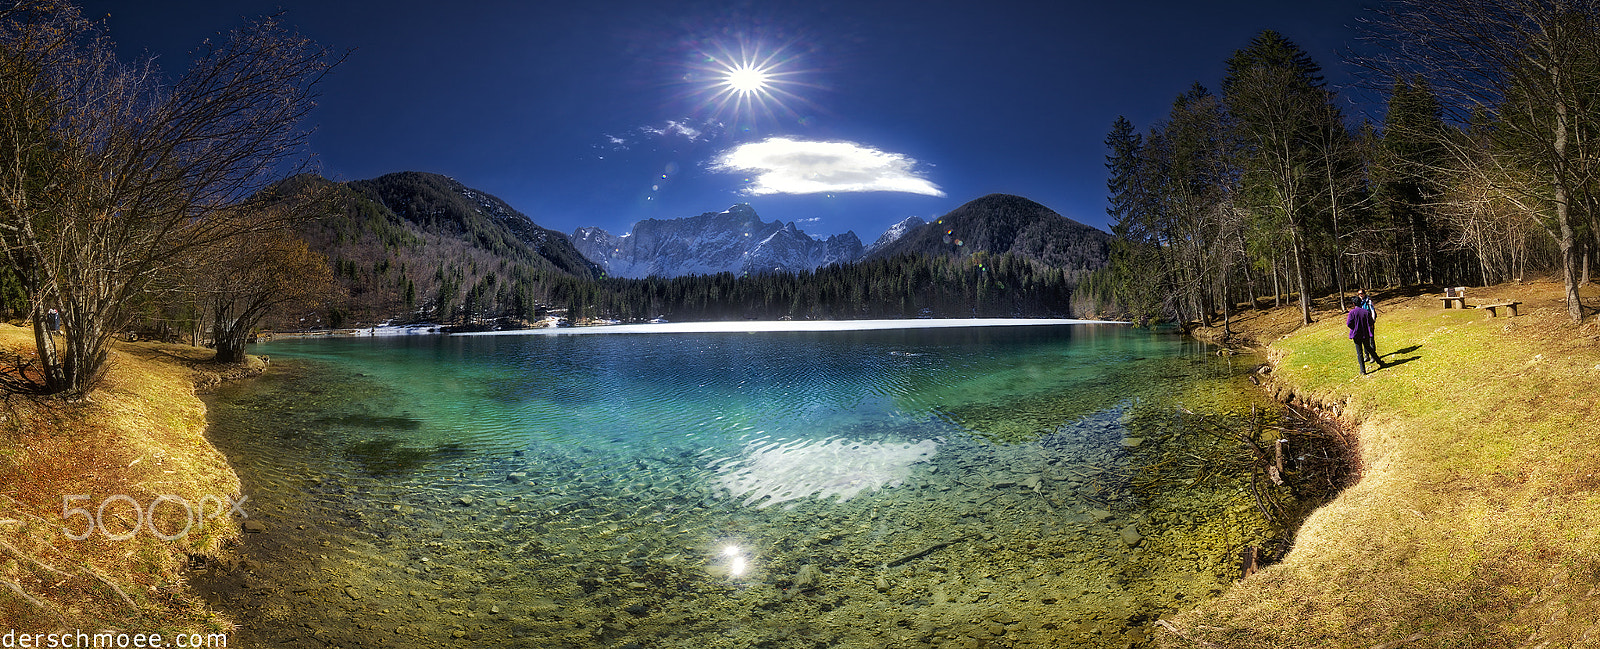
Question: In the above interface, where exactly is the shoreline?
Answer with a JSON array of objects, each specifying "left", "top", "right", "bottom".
[
  {"left": 267, "top": 317, "right": 1127, "bottom": 340},
  {"left": 30, "top": 289, "right": 1577, "bottom": 645},
  {"left": 458, "top": 317, "right": 1123, "bottom": 336},
  {"left": 1162, "top": 279, "right": 1600, "bottom": 647},
  {"left": 0, "top": 327, "right": 251, "bottom": 637}
]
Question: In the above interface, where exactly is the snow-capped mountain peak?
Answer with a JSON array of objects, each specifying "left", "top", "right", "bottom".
[
  {"left": 864, "top": 216, "right": 927, "bottom": 255},
  {"left": 572, "top": 205, "right": 864, "bottom": 278}
]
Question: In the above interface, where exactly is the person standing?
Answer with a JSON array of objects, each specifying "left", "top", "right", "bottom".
[
  {"left": 1356, "top": 288, "right": 1377, "bottom": 346},
  {"left": 46, "top": 308, "right": 60, "bottom": 334},
  {"left": 1346, "top": 300, "right": 1380, "bottom": 375},
  {"left": 1356, "top": 289, "right": 1376, "bottom": 317}
]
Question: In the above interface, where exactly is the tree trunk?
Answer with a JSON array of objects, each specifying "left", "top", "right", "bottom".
[
  {"left": 1553, "top": 69, "right": 1582, "bottom": 322},
  {"left": 1290, "top": 220, "right": 1312, "bottom": 325},
  {"left": 1272, "top": 255, "right": 1282, "bottom": 307},
  {"left": 1557, "top": 197, "right": 1581, "bottom": 321},
  {"left": 1222, "top": 264, "right": 1234, "bottom": 336},
  {"left": 215, "top": 333, "right": 248, "bottom": 364},
  {"left": 31, "top": 309, "right": 66, "bottom": 392},
  {"left": 1240, "top": 226, "right": 1258, "bottom": 311}
]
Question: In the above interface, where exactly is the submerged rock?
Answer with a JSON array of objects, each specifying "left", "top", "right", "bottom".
[
  {"left": 1120, "top": 524, "right": 1143, "bottom": 547},
  {"left": 1021, "top": 474, "right": 1043, "bottom": 492},
  {"left": 793, "top": 564, "right": 823, "bottom": 589}
]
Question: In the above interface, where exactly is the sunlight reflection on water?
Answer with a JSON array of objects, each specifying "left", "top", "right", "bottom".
[{"left": 712, "top": 437, "right": 939, "bottom": 508}]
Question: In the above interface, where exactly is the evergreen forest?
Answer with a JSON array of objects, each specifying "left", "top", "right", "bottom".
[{"left": 1087, "top": 6, "right": 1600, "bottom": 327}]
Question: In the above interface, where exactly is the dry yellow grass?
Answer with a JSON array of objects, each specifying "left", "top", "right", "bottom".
[
  {"left": 0, "top": 325, "right": 246, "bottom": 637},
  {"left": 1167, "top": 278, "right": 1600, "bottom": 648}
]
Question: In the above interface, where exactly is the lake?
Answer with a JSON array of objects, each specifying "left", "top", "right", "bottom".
[{"left": 195, "top": 321, "right": 1287, "bottom": 648}]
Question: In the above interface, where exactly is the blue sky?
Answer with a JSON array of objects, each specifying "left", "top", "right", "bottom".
[{"left": 79, "top": 0, "right": 1375, "bottom": 241}]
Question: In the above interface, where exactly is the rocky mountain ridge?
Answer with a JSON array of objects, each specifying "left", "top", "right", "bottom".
[
  {"left": 573, "top": 194, "right": 1110, "bottom": 281},
  {"left": 864, "top": 215, "right": 927, "bottom": 255},
  {"left": 572, "top": 204, "right": 865, "bottom": 279}
]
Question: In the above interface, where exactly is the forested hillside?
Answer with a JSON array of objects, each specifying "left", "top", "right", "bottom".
[
  {"left": 285, "top": 172, "right": 600, "bottom": 327},
  {"left": 866, "top": 193, "right": 1111, "bottom": 273},
  {"left": 348, "top": 172, "right": 599, "bottom": 278}
]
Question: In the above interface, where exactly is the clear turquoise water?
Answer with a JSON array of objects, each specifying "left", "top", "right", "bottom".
[
  {"left": 254, "top": 324, "right": 1164, "bottom": 448},
  {"left": 198, "top": 324, "right": 1282, "bottom": 648}
]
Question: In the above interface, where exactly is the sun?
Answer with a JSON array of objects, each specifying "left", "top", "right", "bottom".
[
  {"left": 685, "top": 39, "right": 816, "bottom": 124},
  {"left": 722, "top": 62, "right": 773, "bottom": 94}
]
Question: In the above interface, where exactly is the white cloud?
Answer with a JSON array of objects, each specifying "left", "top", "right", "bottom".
[
  {"left": 712, "top": 138, "right": 945, "bottom": 197},
  {"left": 603, "top": 119, "right": 723, "bottom": 152},
  {"left": 642, "top": 119, "right": 715, "bottom": 142}
]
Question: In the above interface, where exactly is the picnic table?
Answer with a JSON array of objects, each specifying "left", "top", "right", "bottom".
[{"left": 1438, "top": 286, "right": 1521, "bottom": 316}]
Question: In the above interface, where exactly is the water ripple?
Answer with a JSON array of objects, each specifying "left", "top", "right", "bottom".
[{"left": 711, "top": 436, "right": 939, "bottom": 508}]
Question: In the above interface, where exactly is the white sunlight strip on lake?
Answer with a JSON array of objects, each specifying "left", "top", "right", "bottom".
[{"left": 455, "top": 318, "right": 1124, "bottom": 336}]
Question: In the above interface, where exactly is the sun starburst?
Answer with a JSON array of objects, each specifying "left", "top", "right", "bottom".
[
  {"left": 685, "top": 39, "right": 816, "bottom": 125},
  {"left": 722, "top": 61, "right": 772, "bottom": 94}
]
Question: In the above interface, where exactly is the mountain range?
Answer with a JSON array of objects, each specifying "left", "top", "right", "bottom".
[
  {"left": 280, "top": 171, "right": 1110, "bottom": 326},
  {"left": 571, "top": 204, "right": 865, "bottom": 279},
  {"left": 570, "top": 195, "right": 1109, "bottom": 280}
]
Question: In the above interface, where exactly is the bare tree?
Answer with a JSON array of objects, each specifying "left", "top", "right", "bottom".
[
  {"left": 202, "top": 215, "right": 339, "bottom": 363},
  {"left": 1442, "top": 163, "right": 1544, "bottom": 284},
  {"left": 0, "top": 2, "right": 338, "bottom": 394},
  {"left": 1224, "top": 30, "right": 1344, "bottom": 326},
  {"left": 1358, "top": 0, "right": 1600, "bottom": 321}
]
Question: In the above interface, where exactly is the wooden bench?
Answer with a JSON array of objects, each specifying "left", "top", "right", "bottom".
[
  {"left": 1479, "top": 301, "right": 1522, "bottom": 317},
  {"left": 1440, "top": 286, "right": 1469, "bottom": 309}
]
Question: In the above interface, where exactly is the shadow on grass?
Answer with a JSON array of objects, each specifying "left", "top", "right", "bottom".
[
  {"left": 1372, "top": 344, "right": 1422, "bottom": 371},
  {"left": 1369, "top": 345, "right": 1420, "bottom": 370},
  {"left": 1374, "top": 356, "right": 1421, "bottom": 370}
]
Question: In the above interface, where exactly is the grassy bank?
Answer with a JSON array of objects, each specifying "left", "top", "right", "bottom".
[
  {"left": 0, "top": 325, "right": 253, "bottom": 637},
  {"left": 1166, "top": 279, "right": 1600, "bottom": 648}
]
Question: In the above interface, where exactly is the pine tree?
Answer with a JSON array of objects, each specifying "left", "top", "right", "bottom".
[
  {"left": 1376, "top": 76, "right": 1450, "bottom": 285},
  {"left": 1103, "top": 117, "right": 1165, "bottom": 323}
]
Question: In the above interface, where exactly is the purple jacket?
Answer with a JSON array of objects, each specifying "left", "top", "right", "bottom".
[{"left": 1346, "top": 306, "right": 1374, "bottom": 339}]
